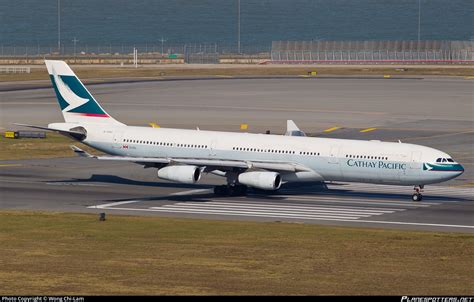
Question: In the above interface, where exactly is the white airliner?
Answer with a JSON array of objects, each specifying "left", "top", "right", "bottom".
[{"left": 18, "top": 60, "right": 464, "bottom": 201}]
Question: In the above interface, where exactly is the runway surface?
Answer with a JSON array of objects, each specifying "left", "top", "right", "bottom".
[
  {"left": 0, "top": 76, "right": 473, "bottom": 232},
  {"left": 0, "top": 157, "right": 472, "bottom": 232}
]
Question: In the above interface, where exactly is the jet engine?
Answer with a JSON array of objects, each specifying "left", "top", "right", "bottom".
[
  {"left": 238, "top": 171, "right": 282, "bottom": 190},
  {"left": 157, "top": 165, "right": 201, "bottom": 184}
]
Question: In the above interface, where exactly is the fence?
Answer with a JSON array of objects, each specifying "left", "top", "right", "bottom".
[
  {"left": 2, "top": 41, "right": 473, "bottom": 64},
  {"left": 0, "top": 43, "right": 271, "bottom": 57},
  {"left": 270, "top": 40, "right": 474, "bottom": 64},
  {"left": 0, "top": 67, "right": 31, "bottom": 73}
]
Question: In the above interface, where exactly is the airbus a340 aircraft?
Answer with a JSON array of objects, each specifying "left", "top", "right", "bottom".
[{"left": 18, "top": 61, "right": 464, "bottom": 201}]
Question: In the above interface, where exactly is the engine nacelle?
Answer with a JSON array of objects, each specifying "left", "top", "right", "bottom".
[
  {"left": 157, "top": 165, "right": 201, "bottom": 184},
  {"left": 238, "top": 171, "right": 282, "bottom": 190}
]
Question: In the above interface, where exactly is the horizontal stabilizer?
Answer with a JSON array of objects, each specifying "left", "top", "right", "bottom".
[
  {"left": 14, "top": 123, "right": 87, "bottom": 140},
  {"left": 70, "top": 145, "right": 94, "bottom": 158}
]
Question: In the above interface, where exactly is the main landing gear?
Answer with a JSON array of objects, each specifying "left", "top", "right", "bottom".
[
  {"left": 214, "top": 184, "right": 248, "bottom": 196},
  {"left": 412, "top": 185, "right": 424, "bottom": 202},
  {"left": 213, "top": 171, "right": 248, "bottom": 196}
]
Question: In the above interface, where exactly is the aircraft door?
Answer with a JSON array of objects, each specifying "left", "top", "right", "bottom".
[
  {"left": 209, "top": 140, "right": 217, "bottom": 157},
  {"left": 328, "top": 146, "right": 340, "bottom": 164},
  {"left": 113, "top": 132, "right": 123, "bottom": 144},
  {"left": 112, "top": 131, "right": 125, "bottom": 154},
  {"left": 410, "top": 151, "right": 422, "bottom": 169}
]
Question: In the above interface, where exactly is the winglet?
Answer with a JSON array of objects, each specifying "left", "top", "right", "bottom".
[
  {"left": 285, "top": 120, "right": 306, "bottom": 136},
  {"left": 70, "top": 145, "right": 94, "bottom": 158},
  {"left": 287, "top": 120, "right": 300, "bottom": 132}
]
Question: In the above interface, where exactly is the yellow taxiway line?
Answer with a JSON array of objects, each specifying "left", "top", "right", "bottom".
[
  {"left": 360, "top": 127, "right": 377, "bottom": 133},
  {"left": 323, "top": 126, "right": 341, "bottom": 133}
]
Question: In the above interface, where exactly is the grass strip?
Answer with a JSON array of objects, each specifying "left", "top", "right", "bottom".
[{"left": 0, "top": 211, "right": 472, "bottom": 295}]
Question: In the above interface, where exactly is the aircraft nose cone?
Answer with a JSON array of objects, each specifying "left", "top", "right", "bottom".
[{"left": 457, "top": 164, "right": 465, "bottom": 176}]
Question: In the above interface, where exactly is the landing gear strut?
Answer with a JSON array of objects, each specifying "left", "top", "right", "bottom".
[
  {"left": 214, "top": 184, "right": 248, "bottom": 196},
  {"left": 412, "top": 185, "right": 424, "bottom": 202}
]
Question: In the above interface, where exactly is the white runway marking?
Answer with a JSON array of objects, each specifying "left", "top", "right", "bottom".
[
  {"left": 89, "top": 205, "right": 474, "bottom": 230},
  {"left": 144, "top": 199, "right": 406, "bottom": 220},
  {"left": 93, "top": 197, "right": 411, "bottom": 220},
  {"left": 271, "top": 196, "right": 433, "bottom": 207},
  {"left": 46, "top": 182, "right": 109, "bottom": 187},
  {"left": 182, "top": 201, "right": 401, "bottom": 212},
  {"left": 156, "top": 204, "right": 391, "bottom": 216},
  {"left": 153, "top": 206, "right": 364, "bottom": 220},
  {"left": 88, "top": 183, "right": 473, "bottom": 230},
  {"left": 321, "top": 182, "right": 474, "bottom": 200},
  {"left": 169, "top": 188, "right": 213, "bottom": 196},
  {"left": 89, "top": 199, "right": 146, "bottom": 209}
]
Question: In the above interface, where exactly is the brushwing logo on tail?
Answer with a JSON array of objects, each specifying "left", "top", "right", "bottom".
[{"left": 52, "top": 67, "right": 89, "bottom": 112}]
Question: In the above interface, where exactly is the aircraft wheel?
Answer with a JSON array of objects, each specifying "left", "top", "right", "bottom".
[
  {"left": 230, "top": 185, "right": 248, "bottom": 196},
  {"left": 412, "top": 193, "right": 422, "bottom": 202},
  {"left": 214, "top": 185, "right": 229, "bottom": 196}
]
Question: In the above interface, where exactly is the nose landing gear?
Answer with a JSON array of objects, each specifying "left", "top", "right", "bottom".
[{"left": 412, "top": 185, "right": 424, "bottom": 202}]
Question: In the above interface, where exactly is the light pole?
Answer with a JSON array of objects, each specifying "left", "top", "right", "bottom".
[
  {"left": 72, "top": 37, "right": 79, "bottom": 58},
  {"left": 237, "top": 0, "right": 241, "bottom": 54},
  {"left": 159, "top": 36, "right": 167, "bottom": 55},
  {"left": 58, "top": 0, "right": 61, "bottom": 54},
  {"left": 417, "top": 0, "right": 421, "bottom": 43}
]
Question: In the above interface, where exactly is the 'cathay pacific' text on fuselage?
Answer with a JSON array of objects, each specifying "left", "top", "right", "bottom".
[{"left": 347, "top": 159, "right": 407, "bottom": 170}]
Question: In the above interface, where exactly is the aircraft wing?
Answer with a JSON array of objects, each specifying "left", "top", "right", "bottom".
[{"left": 71, "top": 145, "right": 312, "bottom": 173}]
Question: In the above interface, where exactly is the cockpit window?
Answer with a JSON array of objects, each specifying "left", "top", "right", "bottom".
[{"left": 436, "top": 158, "right": 455, "bottom": 163}]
